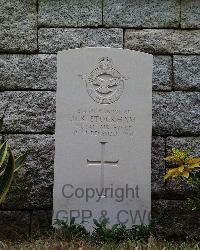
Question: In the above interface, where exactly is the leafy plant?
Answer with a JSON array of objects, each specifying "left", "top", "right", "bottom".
[
  {"left": 54, "top": 218, "right": 89, "bottom": 241},
  {"left": 131, "top": 224, "right": 153, "bottom": 242},
  {"left": 164, "top": 148, "right": 200, "bottom": 211},
  {"left": 92, "top": 218, "right": 130, "bottom": 244},
  {"left": 186, "top": 172, "right": 200, "bottom": 211},
  {"left": 164, "top": 148, "right": 200, "bottom": 179},
  {"left": 54, "top": 218, "right": 153, "bottom": 245},
  {"left": 92, "top": 219, "right": 153, "bottom": 244},
  {"left": 0, "top": 141, "right": 27, "bottom": 204}
]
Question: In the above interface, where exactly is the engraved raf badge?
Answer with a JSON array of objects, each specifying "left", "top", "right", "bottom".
[{"left": 81, "top": 57, "right": 127, "bottom": 104}]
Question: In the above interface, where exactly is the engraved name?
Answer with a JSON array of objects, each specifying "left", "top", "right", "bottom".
[{"left": 68, "top": 108, "right": 136, "bottom": 137}]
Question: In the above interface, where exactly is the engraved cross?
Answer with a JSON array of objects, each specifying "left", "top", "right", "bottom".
[{"left": 87, "top": 142, "right": 119, "bottom": 195}]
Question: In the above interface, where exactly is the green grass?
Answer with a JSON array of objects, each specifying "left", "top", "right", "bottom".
[{"left": 0, "top": 237, "right": 200, "bottom": 250}]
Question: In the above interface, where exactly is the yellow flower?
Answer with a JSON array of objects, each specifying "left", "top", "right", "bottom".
[
  {"left": 182, "top": 170, "right": 190, "bottom": 178},
  {"left": 164, "top": 148, "right": 189, "bottom": 165},
  {"left": 164, "top": 149, "right": 200, "bottom": 180},
  {"left": 178, "top": 165, "right": 184, "bottom": 172},
  {"left": 164, "top": 166, "right": 191, "bottom": 180},
  {"left": 164, "top": 155, "right": 184, "bottom": 165},
  {"left": 187, "top": 158, "right": 200, "bottom": 164},
  {"left": 187, "top": 158, "right": 200, "bottom": 169},
  {"left": 164, "top": 167, "right": 182, "bottom": 180}
]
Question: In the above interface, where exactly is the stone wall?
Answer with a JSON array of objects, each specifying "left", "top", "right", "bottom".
[{"left": 0, "top": 0, "right": 199, "bottom": 240}]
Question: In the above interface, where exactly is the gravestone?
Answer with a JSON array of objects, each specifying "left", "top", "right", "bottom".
[{"left": 53, "top": 47, "right": 153, "bottom": 230}]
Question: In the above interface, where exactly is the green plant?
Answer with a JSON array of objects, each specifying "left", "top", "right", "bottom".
[
  {"left": 92, "top": 219, "right": 132, "bottom": 244},
  {"left": 0, "top": 141, "right": 27, "bottom": 204},
  {"left": 54, "top": 218, "right": 153, "bottom": 245},
  {"left": 131, "top": 224, "right": 153, "bottom": 242},
  {"left": 164, "top": 148, "right": 200, "bottom": 212},
  {"left": 92, "top": 219, "right": 153, "bottom": 244},
  {"left": 54, "top": 217, "right": 89, "bottom": 241},
  {"left": 186, "top": 172, "right": 200, "bottom": 211}
]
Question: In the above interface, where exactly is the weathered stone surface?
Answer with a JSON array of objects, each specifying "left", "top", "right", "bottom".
[
  {"left": 104, "top": 0, "right": 180, "bottom": 28},
  {"left": 1, "top": 134, "right": 54, "bottom": 209},
  {"left": 125, "top": 29, "right": 200, "bottom": 54},
  {"left": 151, "top": 137, "right": 165, "bottom": 195},
  {"left": 0, "top": 211, "right": 30, "bottom": 240},
  {"left": 2, "top": 91, "right": 55, "bottom": 133},
  {"left": 153, "top": 56, "right": 172, "bottom": 91},
  {"left": 0, "top": 93, "right": 8, "bottom": 133},
  {"left": 166, "top": 137, "right": 200, "bottom": 157},
  {"left": 166, "top": 177, "right": 196, "bottom": 198},
  {"left": 153, "top": 92, "right": 200, "bottom": 135},
  {"left": 38, "top": 28, "right": 123, "bottom": 53},
  {"left": 0, "top": 0, "right": 37, "bottom": 52},
  {"left": 181, "top": 0, "right": 200, "bottom": 28},
  {"left": 165, "top": 137, "right": 200, "bottom": 196},
  {"left": 174, "top": 56, "right": 200, "bottom": 91},
  {"left": 152, "top": 200, "right": 200, "bottom": 241},
  {"left": 38, "top": 0, "right": 102, "bottom": 27},
  {"left": 31, "top": 210, "right": 52, "bottom": 236},
  {"left": 0, "top": 95, "right": 5, "bottom": 114},
  {"left": 0, "top": 55, "right": 56, "bottom": 90}
]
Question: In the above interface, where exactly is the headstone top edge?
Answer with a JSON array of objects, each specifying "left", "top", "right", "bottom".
[{"left": 57, "top": 47, "right": 153, "bottom": 58}]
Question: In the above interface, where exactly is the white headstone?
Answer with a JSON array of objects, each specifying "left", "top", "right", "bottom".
[{"left": 53, "top": 47, "right": 153, "bottom": 230}]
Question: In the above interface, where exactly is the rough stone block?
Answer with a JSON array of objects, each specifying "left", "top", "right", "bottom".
[
  {"left": 174, "top": 56, "right": 200, "bottom": 91},
  {"left": 152, "top": 200, "right": 200, "bottom": 241},
  {"left": 0, "top": 0, "right": 37, "bottom": 52},
  {"left": 181, "top": 0, "right": 200, "bottom": 28},
  {"left": 38, "top": 28, "right": 123, "bottom": 53},
  {"left": 153, "top": 56, "right": 172, "bottom": 91},
  {"left": 0, "top": 92, "right": 8, "bottom": 127},
  {"left": 166, "top": 137, "right": 200, "bottom": 157},
  {"left": 31, "top": 210, "right": 52, "bottom": 236},
  {"left": 0, "top": 211, "right": 30, "bottom": 240},
  {"left": 153, "top": 92, "right": 200, "bottom": 136},
  {"left": 125, "top": 29, "right": 200, "bottom": 54},
  {"left": 0, "top": 55, "right": 56, "bottom": 90},
  {"left": 104, "top": 0, "right": 180, "bottom": 28},
  {"left": 1, "top": 134, "right": 54, "bottom": 209},
  {"left": 2, "top": 91, "right": 56, "bottom": 133},
  {"left": 151, "top": 137, "right": 166, "bottom": 195},
  {"left": 165, "top": 177, "right": 195, "bottom": 198},
  {"left": 38, "top": 0, "right": 102, "bottom": 27}
]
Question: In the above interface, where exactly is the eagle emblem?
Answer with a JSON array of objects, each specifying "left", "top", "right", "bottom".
[{"left": 81, "top": 57, "right": 127, "bottom": 104}]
